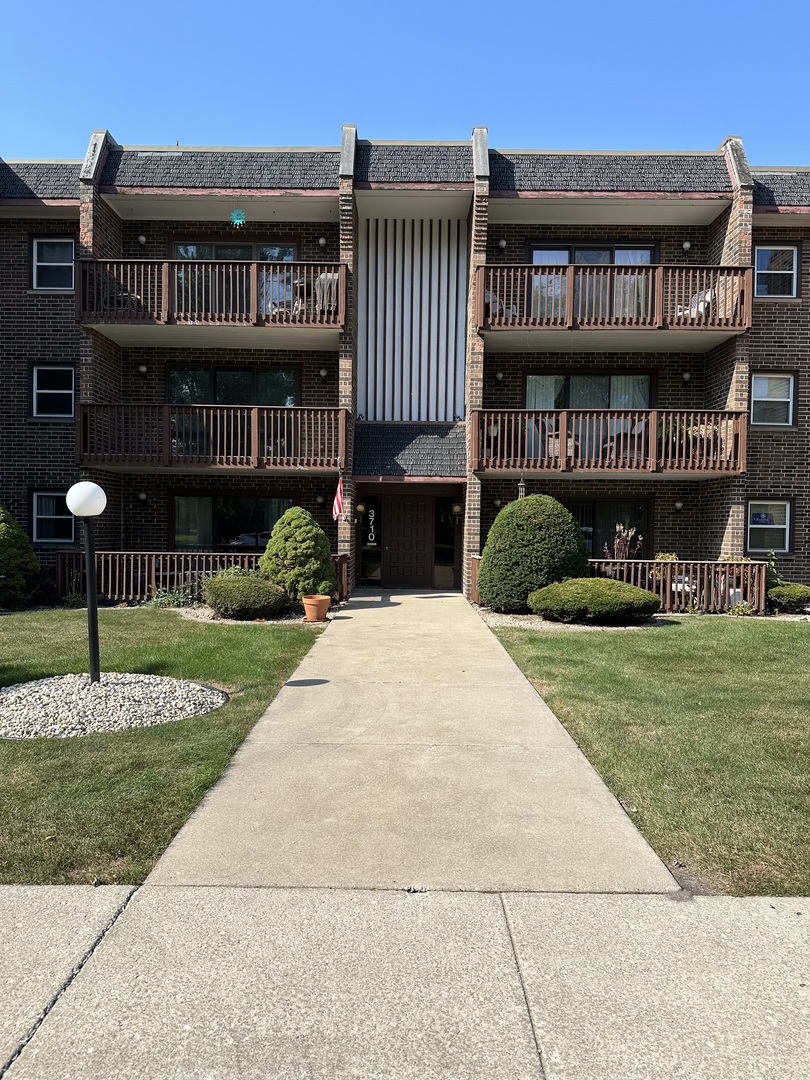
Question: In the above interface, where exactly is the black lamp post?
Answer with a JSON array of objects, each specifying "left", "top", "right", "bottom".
[{"left": 66, "top": 482, "right": 107, "bottom": 684}]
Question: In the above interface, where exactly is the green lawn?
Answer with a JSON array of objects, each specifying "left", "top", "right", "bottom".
[
  {"left": 0, "top": 608, "right": 318, "bottom": 885},
  {"left": 496, "top": 618, "right": 810, "bottom": 896}
]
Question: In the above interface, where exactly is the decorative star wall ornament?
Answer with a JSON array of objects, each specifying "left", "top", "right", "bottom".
[{"left": 230, "top": 209, "right": 247, "bottom": 228}]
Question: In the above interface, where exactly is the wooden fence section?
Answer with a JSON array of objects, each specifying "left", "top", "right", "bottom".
[
  {"left": 77, "top": 261, "right": 346, "bottom": 328},
  {"left": 77, "top": 405, "right": 348, "bottom": 471},
  {"left": 477, "top": 265, "right": 752, "bottom": 332},
  {"left": 470, "top": 409, "right": 746, "bottom": 474},
  {"left": 589, "top": 560, "right": 767, "bottom": 614},
  {"left": 57, "top": 551, "right": 350, "bottom": 603},
  {"left": 466, "top": 556, "right": 766, "bottom": 614}
]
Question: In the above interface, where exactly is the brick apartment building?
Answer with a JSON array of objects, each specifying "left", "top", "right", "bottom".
[{"left": 1, "top": 126, "right": 808, "bottom": 602}]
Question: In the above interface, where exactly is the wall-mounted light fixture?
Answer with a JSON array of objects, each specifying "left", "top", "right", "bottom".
[
  {"left": 315, "top": 494, "right": 325, "bottom": 505},
  {"left": 674, "top": 500, "right": 684, "bottom": 513},
  {"left": 682, "top": 371, "right": 692, "bottom": 383},
  {"left": 682, "top": 240, "right": 692, "bottom": 255},
  {"left": 319, "top": 367, "right": 328, "bottom": 381},
  {"left": 137, "top": 491, "right": 148, "bottom": 502},
  {"left": 517, "top": 476, "right": 526, "bottom": 500},
  {"left": 318, "top": 236, "right": 327, "bottom": 249},
  {"left": 355, "top": 502, "right": 366, "bottom": 525},
  {"left": 493, "top": 498, "right": 502, "bottom": 509},
  {"left": 452, "top": 502, "right": 464, "bottom": 525},
  {"left": 137, "top": 235, "right": 147, "bottom": 247},
  {"left": 137, "top": 364, "right": 148, "bottom": 378},
  {"left": 498, "top": 238, "right": 507, "bottom": 250},
  {"left": 495, "top": 371, "right": 504, "bottom": 382}
]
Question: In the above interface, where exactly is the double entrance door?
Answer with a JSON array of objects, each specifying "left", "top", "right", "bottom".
[{"left": 360, "top": 494, "right": 461, "bottom": 590}]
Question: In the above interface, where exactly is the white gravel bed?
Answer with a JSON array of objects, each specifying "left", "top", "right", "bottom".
[
  {"left": 0, "top": 672, "right": 228, "bottom": 740},
  {"left": 177, "top": 605, "right": 337, "bottom": 626},
  {"left": 474, "top": 606, "right": 670, "bottom": 632}
]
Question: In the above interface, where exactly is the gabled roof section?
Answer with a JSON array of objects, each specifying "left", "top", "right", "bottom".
[
  {"left": 354, "top": 423, "right": 467, "bottom": 478},
  {"left": 752, "top": 169, "right": 810, "bottom": 207},
  {"left": 355, "top": 142, "right": 472, "bottom": 184},
  {"left": 0, "top": 161, "right": 81, "bottom": 199},
  {"left": 488, "top": 150, "right": 733, "bottom": 193},
  {"left": 100, "top": 148, "right": 341, "bottom": 189}
]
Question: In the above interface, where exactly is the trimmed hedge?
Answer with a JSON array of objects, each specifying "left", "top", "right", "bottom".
[
  {"left": 528, "top": 577, "right": 661, "bottom": 624},
  {"left": 0, "top": 505, "right": 40, "bottom": 609},
  {"left": 768, "top": 583, "right": 810, "bottom": 614},
  {"left": 203, "top": 574, "right": 289, "bottom": 620},
  {"left": 476, "top": 495, "right": 587, "bottom": 613},
  {"left": 259, "top": 507, "right": 338, "bottom": 603}
]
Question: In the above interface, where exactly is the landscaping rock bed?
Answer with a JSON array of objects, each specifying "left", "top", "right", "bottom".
[{"left": 0, "top": 673, "right": 228, "bottom": 740}]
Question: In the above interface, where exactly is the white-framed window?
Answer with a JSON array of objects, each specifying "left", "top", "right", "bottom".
[
  {"left": 32, "top": 238, "right": 75, "bottom": 290},
  {"left": 754, "top": 246, "right": 798, "bottom": 298},
  {"left": 33, "top": 366, "right": 74, "bottom": 417},
  {"left": 33, "top": 492, "right": 74, "bottom": 543},
  {"left": 747, "top": 500, "right": 790, "bottom": 553},
  {"left": 751, "top": 374, "right": 794, "bottom": 426}
]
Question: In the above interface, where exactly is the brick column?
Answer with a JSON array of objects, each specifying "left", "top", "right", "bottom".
[
  {"left": 462, "top": 127, "right": 490, "bottom": 600},
  {"left": 337, "top": 125, "right": 358, "bottom": 592}
]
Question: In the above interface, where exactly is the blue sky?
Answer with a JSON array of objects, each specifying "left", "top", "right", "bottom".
[{"left": 2, "top": 0, "right": 808, "bottom": 165}]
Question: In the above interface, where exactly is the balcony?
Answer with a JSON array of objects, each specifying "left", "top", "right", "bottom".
[
  {"left": 476, "top": 264, "right": 752, "bottom": 352},
  {"left": 470, "top": 409, "right": 746, "bottom": 476},
  {"left": 77, "top": 405, "right": 348, "bottom": 473},
  {"left": 76, "top": 260, "right": 346, "bottom": 349}
]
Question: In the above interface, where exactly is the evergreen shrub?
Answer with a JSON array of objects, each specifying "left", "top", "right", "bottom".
[
  {"left": 476, "top": 495, "right": 587, "bottom": 612},
  {"left": 204, "top": 573, "right": 288, "bottom": 620},
  {"left": 0, "top": 505, "right": 40, "bottom": 609},
  {"left": 259, "top": 507, "right": 338, "bottom": 602},
  {"left": 528, "top": 577, "right": 661, "bottom": 624},
  {"left": 767, "top": 583, "right": 810, "bottom": 613}
]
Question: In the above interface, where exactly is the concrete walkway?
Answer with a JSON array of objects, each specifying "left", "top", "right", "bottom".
[{"left": 3, "top": 591, "right": 808, "bottom": 1079}]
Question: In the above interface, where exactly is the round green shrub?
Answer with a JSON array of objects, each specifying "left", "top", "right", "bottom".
[
  {"left": 528, "top": 577, "right": 661, "bottom": 624},
  {"left": 203, "top": 574, "right": 289, "bottom": 620},
  {"left": 259, "top": 507, "right": 338, "bottom": 603},
  {"left": 476, "top": 495, "right": 587, "bottom": 613},
  {"left": 767, "top": 583, "right": 810, "bottom": 613},
  {"left": 0, "top": 505, "right": 40, "bottom": 609}
]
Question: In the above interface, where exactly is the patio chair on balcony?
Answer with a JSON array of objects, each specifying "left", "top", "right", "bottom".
[{"left": 676, "top": 287, "right": 714, "bottom": 321}]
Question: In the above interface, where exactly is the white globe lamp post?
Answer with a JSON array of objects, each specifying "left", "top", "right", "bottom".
[{"left": 66, "top": 482, "right": 107, "bottom": 683}]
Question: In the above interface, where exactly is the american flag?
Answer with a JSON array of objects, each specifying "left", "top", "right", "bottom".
[{"left": 332, "top": 470, "right": 343, "bottom": 521}]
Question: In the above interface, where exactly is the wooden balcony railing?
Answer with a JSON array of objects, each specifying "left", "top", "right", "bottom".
[
  {"left": 470, "top": 409, "right": 746, "bottom": 474},
  {"left": 467, "top": 556, "right": 766, "bottom": 614},
  {"left": 76, "top": 260, "right": 346, "bottom": 328},
  {"left": 477, "top": 265, "right": 752, "bottom": 332},
  {"left": 56, "top": 551, "right": 349, "bottom": 603},
  {"left": 77, "top": 405, "right": 348, "bottom": 471},
  {"left": 589, "top": 560, "right": 766, "bottom": 614}
]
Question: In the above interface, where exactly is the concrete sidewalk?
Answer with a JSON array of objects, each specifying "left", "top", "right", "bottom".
[
  {"left": 3, "top": 591, "right": 808, "bottom": 1079},
  {"left": 147, "top": 590, "right": 677, "bottom": 893}
]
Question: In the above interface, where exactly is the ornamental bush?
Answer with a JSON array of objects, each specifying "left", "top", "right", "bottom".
[
  {"left": 259, "top": 507, "right": 338, "bottom": 603},
  {"left": 476, "top": 495, "right": 587, "bottom": 613},
  {"left": 767, "top": 583, "right": 810, "bottom": 614},
  {"left": 0, "top": 505, "right": 40, "bottom": 609},
  {"left": 203, "top": 573, "right": 289, "bottom": 620},
  {"left": 528, "top": 578, "right": 661, "bottom": 624}
]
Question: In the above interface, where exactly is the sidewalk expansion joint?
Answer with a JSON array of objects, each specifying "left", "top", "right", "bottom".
[
  {"left": 0, "top": 886, "right": 139, "bottom": 1079},
  {"left": 499, "top": 893, "right": 548, "bottom": 1079}
]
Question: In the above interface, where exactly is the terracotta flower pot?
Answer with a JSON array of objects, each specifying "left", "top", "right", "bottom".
[{"left": 301, "top": 594, "right": 331, "bottom": 622}]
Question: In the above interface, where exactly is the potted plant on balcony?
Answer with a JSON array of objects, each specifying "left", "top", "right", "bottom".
[{"left": 259, "top": 507, "right": 338, "bottom": 621}]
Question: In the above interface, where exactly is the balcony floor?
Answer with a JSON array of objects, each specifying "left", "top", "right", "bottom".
[
  {"left": 81, "top": 323, "right": 342, "bottom": 352},
  {"left": 482, "top": 328, "right": 744, "bottom": 354}
]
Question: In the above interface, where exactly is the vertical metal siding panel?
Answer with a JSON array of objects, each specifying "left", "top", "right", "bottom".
[
  {"left": 375, "top": 219, "right": 386, "bottom": 421},
  {"left": 443, "top": 219, "right": 455, "bottom": 422},
  {"left": 401, "top": 221, "right": 413, "bottom": 423},
  {"left": 357, "top": 218, "right": 369, "bottom": 419},
  {"left": 384, "top": 219, "right": 396, "bottom": 421}
]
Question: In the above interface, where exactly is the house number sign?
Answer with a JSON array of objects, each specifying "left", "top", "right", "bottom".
[{"left": 367, "top": 509, "right": 376, "bottom": 547}]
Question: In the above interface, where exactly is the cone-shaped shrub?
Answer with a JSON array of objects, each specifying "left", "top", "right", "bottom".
[
  {"left": 0, "top": 505, "right": 40, "bottom": 609},
  {"left": 259, "top": 506, "right": 338, "bottom": 603},
  {"left": 477, "top": 495, "right": 587, "bottom": 613}
]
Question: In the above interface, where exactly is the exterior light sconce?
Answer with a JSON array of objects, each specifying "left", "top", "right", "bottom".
[
  {"left": 316, "top": 494, "right": 325, "bottom": 505},
  {"left": 674, "top": 500, "right": 684, "bottom": 513},
  {"left": 319, "top": 367, "right": 328, "bottom": 381},
  {"left": 354, "top": 502, "right": 366, "bottom": 525},
  {"left": 495, "top": 371, "right": 504, "bottom": 382},
  {"left": 318, "top": 236, "right": 327, "bottom": 249},
  {"left": 452, "top": 502, "right": 464, "bottom": 525},
  {"left": 498, "top": 238, "right": 507, "bottom": 250},
  {"left": 517, "top": 476, "right": 527, "bottom": 500},
  {"left": 137, "top": 235, "right": 147, "bottom": 247},
  {"left": 493, "top": 498, "right": 502, "bottom": 509},
  {"left": 682, "top": 241, "right": 691, "bottom": 255},
  {"left": 137, "top": 491, "right": 148, "bottom": 503},
  {"left": 682, "top": 371, "right": 692, "bottom": 383},
  {"left": 138, "top": 364, "right": 148, "bottom": 378}
]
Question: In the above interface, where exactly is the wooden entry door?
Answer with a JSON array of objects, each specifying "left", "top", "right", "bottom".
[{"left": 382, "top": 495, "right": 433, "bottom": 589}]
